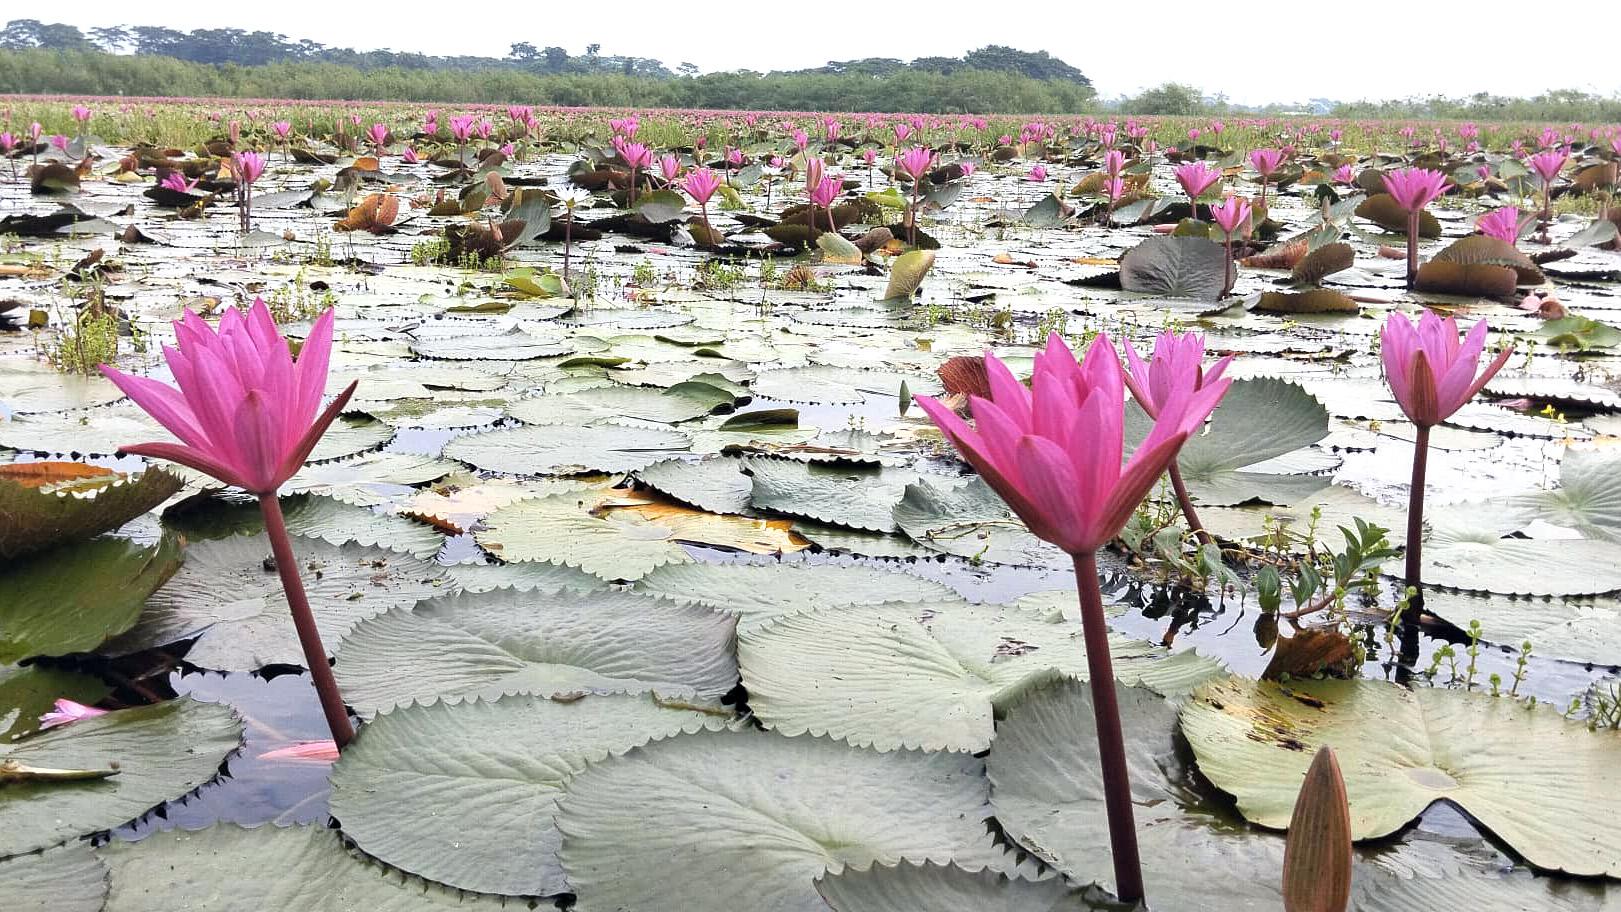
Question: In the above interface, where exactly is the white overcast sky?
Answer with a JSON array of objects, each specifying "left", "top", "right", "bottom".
[{"left": 27, "top": 1, "right": 1621, "bottom": 106}]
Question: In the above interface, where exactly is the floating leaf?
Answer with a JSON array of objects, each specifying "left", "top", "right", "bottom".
[
  {"left": 477, "top": 493, "right": 692, "bottom": 580},
  {"left": 740, "top": 601, "right": 1223, "bottom": 752},
  {"left": 892, "top": 476, "right": 1066, "bottom": 567},
  {"left": 330, "top": 693, "right": 731, "bottom": 896},
  {"left": 1119, "top": 236, "right": 1229, "bottom": 300},
  {"left": 557, "top": 729, "right": 1015, "bottom": 912},
  {"left": 0, "top": 465, "right": 181, "bottom": 560},
  {"left": 1424, "top": 510, "right": 1621, "bottom": 596},
  {"left": 445, "top": 424, "right": 689, "bottom": 476},
  {"left": 0, "top": 536, "right": 182, "bottom": 663},
  {"left": 990, "top": 680, "right": 1285, "bottom": 905},
  {"left": 333, "top": 589, "right": 738, "bottom": 715},
  {"left": 0, "top": 663, "right": 109, "bottom": 742},
  {"left": 110, "top": 534, "right": 443, "bottom": 670},
  {"left": 818, "top": 862, "right": 1105, "bottom": 912},
  {"left": 1289, "top": 242, "right": 1354, "bottom": 285},
  {"left": 1430, "top": 235, "right": 1543, "bottom": 284},
  {"left": 1181, "top": 676, "right": 1621, "bottom": 877},
  {"left": 0, "top": 699, "right": 240, "bottom": 857},
  {"left": 1412, "top": 261, "right": 1518, "bottom": 299},
  {"left": 748, "top": 458, "right": 916, "bottom": 533},
  {"left": 634, "top": 562, "right": 958, "bottom": 630},
  {"left": 1354, "top": 194, "right": 1441, "bottom": 237},
  {"left": 1253, "top": 290, "right": 1359, "bottom": 314}
]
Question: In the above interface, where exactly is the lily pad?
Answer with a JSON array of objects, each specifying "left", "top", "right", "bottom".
[
  {"left": 97, "top": 824, "right": 510, "bottom": 910},
  {"left": 0, "top": 842, "right": 108, "bottom": 912},
  {"left": 748, "top": 458, "right": 917, "bottom": 533},
  {"left": 444, "top": 424, "right": 689, "bottom": 476},
  {"left": 0, "top": 699, "right": 241, "bottom": 857},
  {"left": 634, "top": 561, "right": 959, "bottom": 630},
  {"left": 1119, "top": 236, "right": 1228, "bottom": 300},
  {"left": 633, "top": 457, "right": 753, "bottom": 515},
  {"left": 1181, "top": 676, "right": 1621, "bottom": 877},
  {"left": 0, "top": 536, "right": 183, "bottom": 663},
  {"left": 110, "top": 534, "right": 443, "bottom": 670},
  {"left": 333, "top": 589, "right": 738, "bottom": 715},
  {"left": 740, "top": 600, "right": 1224, "bottom": 752},
  {"left": 1425, "top": 511, "right": 1621, "bottom": 596},
  {"left": 556, "top": 729, "right": 1016, "bottom": 912},
  {"left": 817, "top": 862, "right": 1107, "bottom": 912},
  {"left": 1505, "top": 448, "right": 1621, "bottom": 542},
  {"left": 989, "top": 679, "right": 1285, "bottom": 905},
  {"left": 330, "top": 693, "right": 731, "bottom": 896},
  {"left": 892, "top": 476, "right": 1067, "bottom": 567},
  {"left": 0, "top": 465, "right": 181, "bottom": 560},
  {"left": 0, "top": 663, "right": 110, "bottom": 741},
  {"left": 476, "top": 493, "right": 692, "bottom": 580},
  {"left": 509, "top": 383, "right": 732, "bottom": 426}
]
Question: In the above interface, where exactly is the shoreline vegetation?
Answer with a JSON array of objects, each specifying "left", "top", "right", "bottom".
[{"left": 0, "top": 22, "right": 1616, "bottom": 119}]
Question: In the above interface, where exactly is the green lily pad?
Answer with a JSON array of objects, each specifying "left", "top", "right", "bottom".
[
  {"left": 444, "top": 423, "right": 690, "bottom": 476},
  {"left": 0, "top": 699, "right": 241, "bottom": 857},
  {"left": 476, "top": 493, "right": 692, "bottom": 580},
  {"left": 1119, "top": 235, "right": 1229, "bottom": 300},
  {"left": 333, "top": 589, "right": 738, "bottom": 715},
  {"left": 1506, "top": 448, "right": 1621, "bottom": 542},
  {"left": 892, "top": 476, "right": 1067, "bottom": 567},
  {"left": 509, "top": 383, "right": 733, "bottom": 426},
  {"left": 330, "top": 693, "right": 732, "bottom": 896},
  {"left": 740, "top": 601, "right": 1224, "bottom": 752},
  {"left": 0, "top": 466, "right": 181, "bottom": 560},
  {"left": 633, "top": 457, "right": 753, "bottom": 515},
  {"left": 0, "top": 663, "right": 110, "bottom": 741},
  {"left": 1180, "top": 676, "right": 1621, "bottom": 877},
  {"left": 110, "top": 534, "right": 444, "bottom": 670},
  {"left": 1425, "top": 511, "right": 1621, "bottom": 596},
  {"left": 751, "top": 366, "right": 938, "bottom": 406},
  {"left": 818, "top": 862, "right": 1109, "bottom": 912},
  {"left": 0, "top": 536, "right": 183, "bottom": 663},
  {"left": 97, "top": 824, "right": 510, "bottom": 910},
  {"left": 882, "top": 250, "right": 935, "bottom": 300},
  {"left": 1421, "top": 590, "right": 1621, "bottom": 666},
  {"left": 748, "top": 457, "right": 917, "bottom": 533},
  {"left": 557, "top": 729, "right": 1018, "bottom": 912},
  {"left": 0, "top": 842, "right": 108, "bottom": 912},
  {"left": 634, "top": 562, "right": 959, "bottom": 630},
  {"left": 284, "top": 452, "right": 458, "bottom": 508}
]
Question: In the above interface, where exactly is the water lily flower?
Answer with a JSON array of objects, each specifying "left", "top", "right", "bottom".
[
  {"left": 959, "top": 161, "right": 976, "bottom": 178},
  {"left": 1476, "top": 207, "right": 1521, "bottom": 244},
  {"left": 1528, "top": 148, "right": 1568, "bottom": 232},
  {"left": 1210, "top": 196, "right": 1252, "bottom": 297},
  {"left": 914, "top": 332, "right": 1230, "bottom": 905},
  {"left": 1028, "top": 164, "right": 1048, "bottom": 182},
  {"left": 659, "top": 153, "right": 681, "bottom": 183},
  {"left": 101, "top": 300, "right": 358, "bottom": 747},
  {"left": 724, "top": 146, "right": 744, "bottom": 167},
  {"left": 160, "top": 171, "right": 199, "bottom": 193},
  {"left": 49, "top": 134, "right": 69, "bottom": 152},
  {"left": 897, "top": 146, "right": 934, "bottom": 183},
  {"left": 367, "top": 123, "right": 388, "bottom": 154},
  {"left": 1103, "top": 149, "right": 1126, "bottom": 176},
  {"left": 1380, "top": 311, "right": 1511, "bottom": 596},
  {"left": 1123, "top": 330, "right": 1233, "bottom": 545},
  {"left": 554, "top": 186, "right": 592, "bottom": 280},
  {"left": 39, "top": 699, "right": 108, "bottom": 729},
  {"left": 401, "top": 147, "right": 420, "bottom": 164},
  {"left": 809, "top": 170, "right": 842, "bottom": 233},
  {"left": 258, "top": 740, "right": 341, "bottom": 762},
  {"left": 229, "top": 151, "right": 266, "bottom": 232},
  {"left": 1381, "top": 168, "right": 1449, "bottom": 286},
  {"left": 1174, "top": 161, "right": 1221, "bottom": 218},
  {"left": 1249, "top": 148, "right": 1285, "bottom": 206},
  {"left": 1332, "top": 164, "right": 1356, "bottom": 186},
  {"left": 71, "top": 104, "right": 91, "bottom": 124}
]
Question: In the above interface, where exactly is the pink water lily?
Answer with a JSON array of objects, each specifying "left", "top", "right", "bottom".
[
  {"left": 1174, "top": 161, "right": 1221, "bottom": 217},
  {"left": 1211, "top": 196, "right": 1251, "bottom": 297},
  {"left": 1249, "top": 148, "right": 1285, "bottom": 206},
  {"left": 258, "top": 740, "right": 341, "bottom": 763},
  {"left": 1381, "top": 168, "right": 1449, "bottom": 285},
  {"left": 102, "top": 299, "right": 357, "bottom": 748},
  {"left": 100, "top": 300, "right": 353, "bottom": 495},
  {"left": 681, "top": 167, "right": 723, "bottom": 205},
  {"left": 659, "top": 153, "right": 681, "bottom": 183},
  {"left": 914, "top": 332, "right": 1229, "bottom": 906},
  {"left": 1381, "top": 310, "right": 1511, "bottom": 429},
  {"left": 1123, "top": 331, "right": 1233, "bottom": 544},
  {"left": 1476, "top": 206, "right": 1521, "bottom": 244},
  {"left": 1028, "top": 164, "right": 1048, "bottom": 182},
  {"left": 1380, "top": 310, "right": 1512, "bottom": 598},
  {"left": 897, "top": 146, "right": 934, "bottom": 182},
  {"left": 39, "top": 699, "right": 108, "bottom": 730},
  {"left": 159, "top": 172, "right": 200, "bottom": 193}
]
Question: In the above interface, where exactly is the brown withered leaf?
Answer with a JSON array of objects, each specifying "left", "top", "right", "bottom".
[
  {"left": 333, "top": 194, "right": 401, "bottom": 234},
  {"left": 937, "top": 356, "right": 992, "bottom": 401},
  {"left": 1242, "top": 239, "right": 1308, "bottom": 270},
  {"left": 1412, "top": 261, "right": 1518, "bottom": 300},
  {"left": 1262, "top": 626, "right": 1356, "bottom": 681},
  {"left": 1290, "top": 242, "right": 1354, "bottom": 285},
  {"left": 1254, "top": 290, "right": 1359, "bottom": 314},
  {"left": 1430, "top": 235, "right": 1543, "bottom": 284}
]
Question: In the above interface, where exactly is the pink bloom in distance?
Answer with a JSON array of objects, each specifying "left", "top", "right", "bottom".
[
  {"left": 1476, "top": 207, "right": 1521, "bottom": 244},
  {"left": 1174, "top": 161, "right": 1221, "bottom": 199},
  {"left": 681, "top": 167, "right": 724, "bottom": 205},
  {"left": 1380, "top": 167, "right": 1449, "bottom": 213}
]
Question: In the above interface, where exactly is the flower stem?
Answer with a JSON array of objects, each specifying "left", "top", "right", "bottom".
[
  {"left": 257, "top": 494, "right": 355, "bottom": 749},
  {"left": 1405, "top": 211, "right": 1419, "bottom": 288},
  {"left": 1168, "top": 463, "right": 1212, "bottom": 547},
  {"left": 1072, "top": 551, "right": 1145, "bottom": 905},
  {"left": 1403, "top": 424, "right": 1429, "bottom": 601}
]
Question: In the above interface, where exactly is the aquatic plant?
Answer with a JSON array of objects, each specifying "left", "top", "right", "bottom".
[
  {"left": 1174, "top": 160, "right": 1221, "bottom": 220},
  {"left": 1380, "top": 167, "right": 1449, "bottom": 287},
  {"left": 915, "top": 332, "right": 1230, "bottom": 905},
  {"left": 229, "top": 150, "right": 266, "bottom": 233},
  {"left": 1379, "top": 311, "right": 1512, "bottom": 601},
  {"left": 1210, "top": 195, "right": 1252, "bottom": 297},
  {"left": 99, "top": 300, "right": 360, "bottom": 747},
  {"left": 1249, "top": 147, "right": 1284, "bottom": 207},
  {"left": 1122, "top": 330, "right": 1233, "bottom": 546}
]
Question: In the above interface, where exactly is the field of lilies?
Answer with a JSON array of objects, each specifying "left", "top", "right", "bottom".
[{"left": 3, "top": 96, "right": 1621, "bottom": 912}]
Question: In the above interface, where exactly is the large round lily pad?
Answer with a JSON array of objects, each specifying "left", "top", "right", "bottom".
[
  {"left": 0, "top": 699, "right": 241, "bottom": 857},
  {"left": 330, "top": 693, "right": 732, "bottom": 896},
  {"left": 476, "top": 493, "right": 693, "bottom": 581},
  {"left": 444, "top": 423, "right": 690, "bottom": 475},
  {"left": 818, "top": 861, "right": 1106, "bottom": 912},
  {"left": 633, "top": 561, "right": 959, "bottom": 630},
  {"left": 556, "top": 728, "right": 1016, "bottom": 912},
  {"left": 741, "top": 601, "right": 1223, "bottom": 752},
  {"left": 0, "top": 843, "right": 108, "bottom": 912},
  {"left": 989, "top": 679, "right": 1284, "bottom": 906},
  {"left": 0, "top": 536, "right": 183, "bottom": 663},
  {"left": 0, "top": 465, "right": 181, "bottom": 560},
  {"left": 333, "top": 588, "right": 738, "bottom": 715},
  {"left": 98, "top": 824, "right": 511, "bottom": 910},
  {"left": 110, "top": 534, "right": 444, "bottom": 670},
  {"left": 1180, "top": 676, "right": 1621, "bottom": 877}
]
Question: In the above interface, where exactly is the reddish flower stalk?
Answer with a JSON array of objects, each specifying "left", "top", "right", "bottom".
[
  {"left": 916, "top": 333, "right": 1230, "bottom": 905},
  {"left": 1211, "top": 195, "right": 1252, "bottom": 298},
  {"left": 100, "top": 301, "right": 359, "bottom": 748}
]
